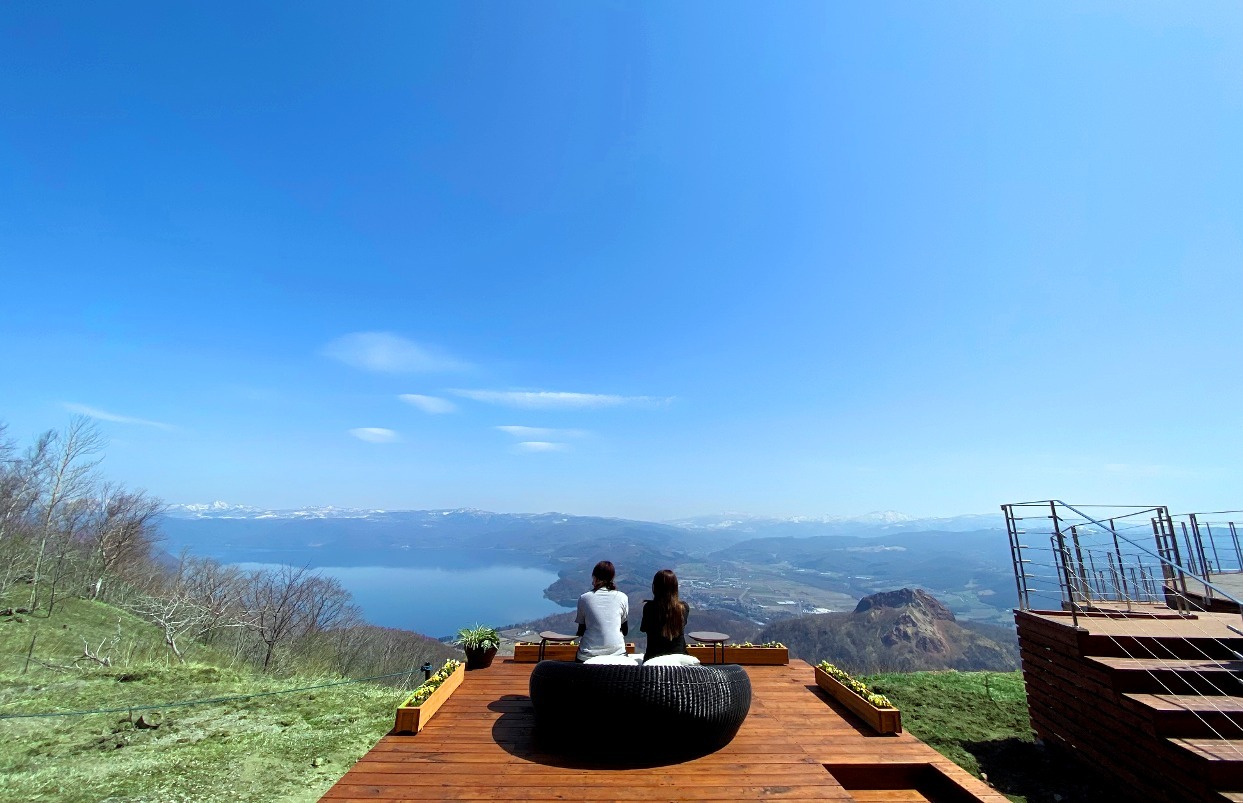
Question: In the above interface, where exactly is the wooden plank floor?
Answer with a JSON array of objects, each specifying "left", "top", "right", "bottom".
[
  {"left": 1024, "top": 608, "right": 1243, "bottom": 638},
  {"left": 321, "top": 659, "right": 1008, "bottom": 802}
]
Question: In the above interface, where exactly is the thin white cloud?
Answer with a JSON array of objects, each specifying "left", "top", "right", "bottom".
[
  {"left": 323, "top": 332, "right": 470, "bottom": 374},
  {"left": 496, "top": 425, "right": 587, "bottom": 438},
  {"left": 63, "top": 403, "right": 175, "bottom": 431},
  {"left": 400, "top": 394, "right": 457, "bottom": 414},
  {"left": 348, "top": 427, "right": 401, "bottom": 443},
  {"left": 451, "top": 389, "right": 671, "bottom": 409},
  {"left": 515, "top": 441, "right": 569, "bottom": 453}
]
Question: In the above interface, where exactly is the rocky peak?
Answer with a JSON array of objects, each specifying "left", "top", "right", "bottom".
[{"left": 853, "top": 587, "right": 956, "bottom": 622}]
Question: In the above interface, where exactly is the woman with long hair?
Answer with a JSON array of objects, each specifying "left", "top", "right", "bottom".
[
  {"left": 575, "top": 560, "right": 630, "bottom": 661},
  {"left": 640, "top": 569, "right": 690, "bottom": 660}
]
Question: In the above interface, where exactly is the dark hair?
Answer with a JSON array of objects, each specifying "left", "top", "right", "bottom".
[
  {"left": 651, "top": 569, "right": 685, "bottom": 639},
  {"left": 592, "top": 560, "right": 617, "bottom": 591}
]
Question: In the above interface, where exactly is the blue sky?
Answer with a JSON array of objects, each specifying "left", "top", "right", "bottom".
[{"left": 3, "top": 2, "right": 1242, "bottom": 520}]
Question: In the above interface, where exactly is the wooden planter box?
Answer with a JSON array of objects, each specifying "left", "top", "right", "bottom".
[
  {"left": 392, "top": 663, "right": 465, "bottom": 734},
  {"left": 814, "top": 666, "right": 901, "bottom": 735},
  {"left": 687, "top": 645, "right": 790, "bottom": 665},
  {"left": 512, "top": 642, "right": 636, "bottom": 663}
]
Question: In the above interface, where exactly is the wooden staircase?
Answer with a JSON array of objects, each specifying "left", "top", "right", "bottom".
[{"left": 1018, "top": 608, "right": 1243, "bottom": 802}]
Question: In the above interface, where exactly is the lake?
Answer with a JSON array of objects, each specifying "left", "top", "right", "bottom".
[
  {"left": 234, "top": 558, "right": 568, "bottom": 638},
  {"left": 314, "top": 563, "right": 566, "bottom": 637}
]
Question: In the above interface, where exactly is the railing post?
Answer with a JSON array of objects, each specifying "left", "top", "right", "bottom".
[
  {"left": 1003, "top": 504, "right": 1029, "bottom": 611},
  {"left": 1230, "top": 521, "right": 1242, "bottom": 573},
  {"left": 1071, "top": 525, "right": 1092, "bottom": 604},
  {"left": 1157, "top": 507, "right": 1192, "bottom": 616},
  {"left": 1050, "top": 502, "right": 1078, "bottom": 627},
  {"left": 1184, "top": 518, "right": 1209, "bottom": 583},
  {"left": 1110, "top": 519, "right": 1132, "bottom": 606},
  {"left": 1204, "top": 519, "right": 1222, "bottom": 577},
  {"left": 1106, "top": 551, "right": 1130, "bottom": 611}
]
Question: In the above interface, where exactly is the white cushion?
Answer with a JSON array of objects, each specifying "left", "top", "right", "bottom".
[
  {"left": 641, "top": 653, "right": 701, "bottom": 667},
  {"left": 583, "top": 655, "right": 640, "bottom": 666}
]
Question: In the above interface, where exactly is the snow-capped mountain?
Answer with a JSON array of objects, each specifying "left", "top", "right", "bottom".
[
  {"left": 166, "top": 503, "right": 1001, "bottom": 533},
  {"left": 166, "top": 502, "right": 384, "bottom": 520},
  {"left": 663, "top": 511, "right": 1001, "bottom": 534}
]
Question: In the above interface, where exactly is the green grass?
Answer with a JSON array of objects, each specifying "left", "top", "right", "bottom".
[
  {"left": 1, "top": 595, "right": 1111, "bottom": 802},
  {"left": 865, "top": 669, "right": 1031, "bottom": 777},
  {"left": 865, "top": 670, "right": 1116, "bottom": 803},
  {"left": 0, "top": 596, "right": 416, "bottom": 803}
]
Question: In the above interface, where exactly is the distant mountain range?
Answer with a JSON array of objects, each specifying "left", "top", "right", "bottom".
[
  {"left": 169, "top": 502, "right": 1003, "bottom": 534},
  {"left": 664, "top": 511, "right": 1003, "bottom": 535},
  {"left": 159, "top": 504, "right": 1019, "bottom": 633}
]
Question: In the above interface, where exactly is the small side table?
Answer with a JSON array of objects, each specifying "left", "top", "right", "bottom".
[
  {"left": 538, "top": 630, "right": 576, "bottom": 661},
  {"left": 688, "top": 631, "right": 729, "bottom": 664}
]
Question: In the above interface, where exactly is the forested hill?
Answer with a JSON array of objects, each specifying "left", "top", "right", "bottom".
[
  {"left": 0, "top": 419, "right": 458, "bottom": 678},
  {"left": 759, "top": 588, "right": 1020, "bottom": 674}
]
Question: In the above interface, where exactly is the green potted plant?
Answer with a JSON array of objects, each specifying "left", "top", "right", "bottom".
[{"left": 454, "top": 623, "right": 501, "bottom": 670}]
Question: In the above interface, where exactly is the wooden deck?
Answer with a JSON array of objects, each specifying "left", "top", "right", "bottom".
[
  {"left": 321, "top": 659, "right": 1008, "bottom": 802},
  {"left": 1017, "top": 608, "right": 1243, "bottom": 802}
]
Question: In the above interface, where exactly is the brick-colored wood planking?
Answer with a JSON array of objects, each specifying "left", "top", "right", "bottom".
[
  {"left": 321, "top": 659, "right": 1008, "bottom": 802},
  {"left": 1016, "top": 607, "right": 1243, "bottom": 803}
]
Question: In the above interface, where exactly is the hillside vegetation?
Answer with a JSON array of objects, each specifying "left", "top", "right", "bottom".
[
  {"left": 0, "top": 419, "right": 457, "bottom": 802},
  {"left": 0, "top": 594, "right": 434, "bottom": 803},
  {"left": 866, "top": 670, "right": 1118, "bottom": 803},
  {"left": 761, "top": 588, "right": 1020, "bottom": 673},
  {"left": 2, "top": 594, "right": 1118, "bottom": 803}
]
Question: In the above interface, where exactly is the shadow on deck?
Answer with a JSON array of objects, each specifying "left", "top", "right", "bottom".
[{"left": 321, "top": 659, "right": 1007, "bottom": 802}]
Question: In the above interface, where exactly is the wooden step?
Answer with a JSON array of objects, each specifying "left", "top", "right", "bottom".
[
  {"left": 1083, "top": 634, "right": 1243, "bottom": 661},
  {"left": 1169, "top": 739, "right": 1243, "bottom": 787},
  {"left": 1126, "top": 694, "right": 1243, "bottom": 738},
  {"left": 1088, "top": 656, "right": 1243, "bottom": 695}
]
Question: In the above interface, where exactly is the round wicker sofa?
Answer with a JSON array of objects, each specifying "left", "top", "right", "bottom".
[{"left": 528, "top": 661, "right": 752, "bottom": 759}]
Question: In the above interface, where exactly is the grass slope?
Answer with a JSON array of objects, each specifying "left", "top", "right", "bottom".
[
  {"left": 0, "top": 596, "right": 419, "bottom": 803},
  {"left": 2, "top": 595, "right": 1119, "bottom": 802},
  {"left": 865, "top": 670, "right": 1119, "bottom": 803}
]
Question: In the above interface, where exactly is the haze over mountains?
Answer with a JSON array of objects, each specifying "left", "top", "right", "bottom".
[
  {"left": 169, "top": 503, "right": 1000, "bottom": 533},
  {"left": 160, "top": 504, "right": 1016, "bottom": 634}
]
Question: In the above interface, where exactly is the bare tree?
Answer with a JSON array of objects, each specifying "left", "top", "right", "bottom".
[
  {"left": 124, "top": 554, "right": 250, "bottom": 661},
  {"left": 298, "top": 574, "right": 358, "bottom": 635},
  {"left": 44, "top": 495, "right": 94, "bottom": 615},
  {"left": 28, "top": 417, "right": 103, "bottom": 612},
  {"left": 126, "top": 587, "right": 218, "bottom": 662},
  {"left": 83, "top": 485, "right": 165, "bottom": 598},
  {"left": 241, "top": 564, "right": 314, "bottom": 672},
  {"left": 0, "top": 430, "right": 53, "bottom": 594},
  {"left": 179, "top": 556, "right": 249, "bottom": 638}
]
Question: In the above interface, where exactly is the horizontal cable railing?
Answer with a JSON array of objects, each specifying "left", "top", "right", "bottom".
[
  {"left": 1169, "top": 510, "right": 1243, "bottom": 596},
  {"left": 1002, "top": 501, "right": 1243, "bottom": 620},
  {"left": 1003, "top": 500, "right": 1243, "bottom": 759}
]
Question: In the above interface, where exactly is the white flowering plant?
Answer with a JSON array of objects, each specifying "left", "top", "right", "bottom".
[{"left": 815, "top": 660, "right": 894, "bottom": 709}]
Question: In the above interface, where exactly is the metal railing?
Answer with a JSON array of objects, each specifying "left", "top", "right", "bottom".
[
  {"left": 1002, "top": 501, "right": 1243, "bottom": 625},
  {"left": 1166, "top": 510, "right": 1243, "bottom": 603},
  {"left": 1003, "top": 500, "right": 1243, "bottom": 763}
]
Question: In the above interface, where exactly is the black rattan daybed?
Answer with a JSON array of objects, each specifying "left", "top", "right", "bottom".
[{"left": 528, "top": 661, "right": 752, "bottom": 759}]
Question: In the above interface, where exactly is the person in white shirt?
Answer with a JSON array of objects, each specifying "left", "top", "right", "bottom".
[{"left": 575, "top": 560, "right": 629, "bottom": 661}]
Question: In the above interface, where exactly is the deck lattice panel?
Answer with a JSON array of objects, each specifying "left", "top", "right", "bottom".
[{"left": 321, "top": 659, "right": 1006, "bottom": 802}]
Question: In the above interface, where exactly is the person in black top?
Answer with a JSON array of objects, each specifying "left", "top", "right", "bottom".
[{"left": 640, "top": 569, "right": 690, "bottom": 660}]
